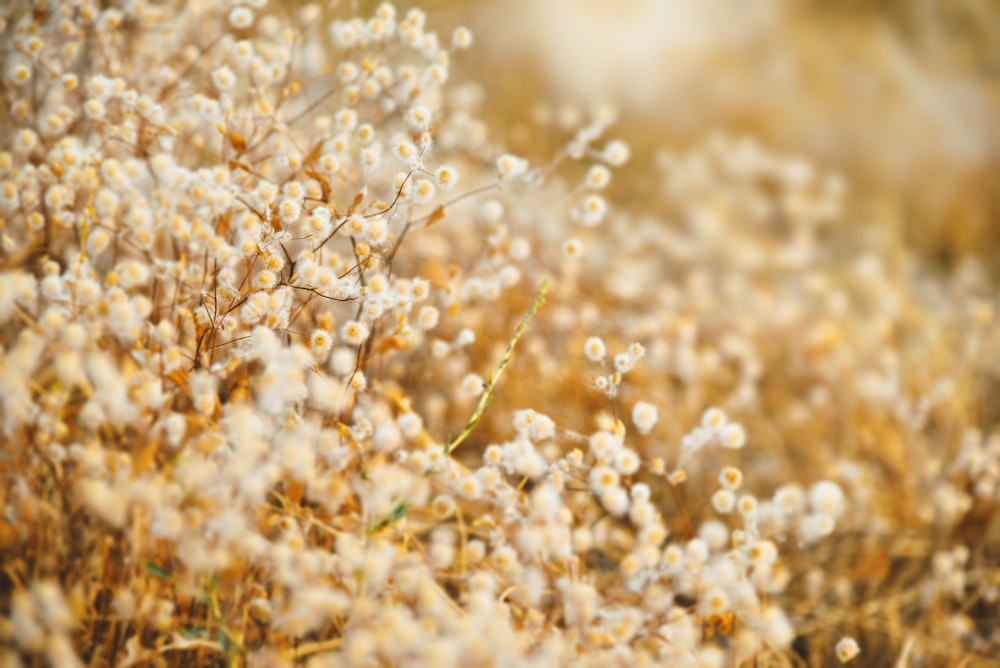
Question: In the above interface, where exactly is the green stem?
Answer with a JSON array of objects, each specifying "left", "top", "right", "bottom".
[{"left": 445, "top": 280, "right": 550, "bottom": 456}]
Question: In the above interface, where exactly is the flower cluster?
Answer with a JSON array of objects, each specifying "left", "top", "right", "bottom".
[{"left": 1, "top": 1, "right": 998, "bottom": 666}]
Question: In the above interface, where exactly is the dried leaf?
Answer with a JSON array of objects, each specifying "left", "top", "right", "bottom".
[
  {"left": 348, "top": 191, "right": 365, "bottom": 214},
  {"left": 228, "top": 129, "right": 247, "bottom": 154},
  {"left": 304, "top": 169, "right": 332, "bottom": 200},
  {"left": 426, "top": 205, "right": 447, "bottom": 227}
]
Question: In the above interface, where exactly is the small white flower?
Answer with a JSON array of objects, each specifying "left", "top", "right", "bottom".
[
  {"left": 631, "top": 401, "right": 658, "bottom": 435},
  {"left": 228, "top": 7, "right": 254, "bottom": 29},
  {"left": 340, "top": 320, "right": 370, "bottom": 346},
  {"left": 211, "top": 66, "right": 236, "bottom": 90},
  {"left": 584, "top": 337, "right": 606, "bottom": 362},
  {"left": 835, "top": 637, "right": 860, "bottom": 663}
]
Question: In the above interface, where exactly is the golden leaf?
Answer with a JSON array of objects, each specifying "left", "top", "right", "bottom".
[{"left": 426, "top": 205, "right": 447, "bottom": 227}]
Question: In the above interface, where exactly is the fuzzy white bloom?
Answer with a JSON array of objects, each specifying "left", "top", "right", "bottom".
[
  {"left": 338, "top": 61, "right": 359, "bottom": 83},
  {"left": 835, "top": 637, "right": 860, "bottom": 663},
  {"left": 407, "top": 104, "right": 432, "bottom": 130},
  {"left": 701, "top": 587, "right": 730, "bottom": 616},
  {"left": 211, "top": 66, "right": 236, "bottom": 90},
  {"left": 390, "top": 136, "right": 418, "bottom": 164},
  {"left": 712, "top": 489, "right": 735, "bottom": 514},
  {"left": 480, "top": 200, "right": 503, "bottom": 223},
  {"left": 799, "top": 513, "right": 836, "bottom": 544},
  {"left": 809, "top": 480, "right": 845, "bottom": 518},
  {"left": 83, "top": 98, "right": 105, "bottom": 120},
  {"left": 309, "top": 329, "right": 334, "bottom": 359},
  {"left": 329, "top": 347, "right": 356, "bottom": 376},
  {"left": 414, "top": 179, "right": 435, "bottom": 201},
  {"left": 719, "top": 423, "right": 746, "bottom": 449},
  {"left": 737, "top": 494, "right": 759, "bottom": 520},
  {"left": 116, "top": 260, "right": 149, "bottom": 290},
  {"left": 335, "top": 108, "right": 359, "bottom": 132},
  {"left": 584, "top": 336, "right": 606, "bottom": 362},
  {"left": 398, "top": 411, "right": 423, "bottom": 438},
  {"left": 576, "top": 194, "right": 607, "bottom": 226},
  {"left": 513, "top": 409, "right": 556, "bottom": 441},
  {"left": 702, "top": 407, "right": 728, "bottom": 430},
  {"left": 562, "top": 237, "right": 585, "bottom": 258},
  {"left": 416, "top": 305, "right": 439, "bottom": 330},
  {"left": 718, "top": 466, "right": 743, "bottom": 491},
  {"left": 435, "top": 165, "right": 458, "bottom": 189},
  {"left": 631, "top": 401, "right": 658, "bottom": 435},
  {"left": 602, "top": 140, "right": 630, "bottom": 166},
  {"left": 600, "top": 486, "right": 630, "bottom": 517},
  {"left": 698, "top": 520, "right": 729, "bottom": 552},
  {"left": 278, "top": 197, "right": 301, "bottom": 224},
  {"left": 452, "top": 26, "right": 473, "bottom": 49},
  {"left": 228, "top": 7, "right": 254, "bottom": 28},
  {"left": 589, "top": 430, "right": 621, "bottom": 458},
  {"left": 340, "top": 320, "right": 370, "bottom": 345},
  {"left": 589, "top": 466, "right": 619, "bottom": 493},
  {"left": 614, "top": 448, "right": 641, "bottom": 475},
  {"left": 762, "top": 608, "right": 795, "bottom": 648},
  {"left": 774, "top": 484, "right": 806, "bottom": 515},
  {"left": 509, "top": 238, "right": 531, "bottom": 260},
  {"left": 584, "top": 164, "right": 611, "bottom": 189},
  {"left": 459, "top": 373, "right": 484, "bottom": 398},
  {"left": 496, "top": 153, "right": 528, "bottom": 180}
]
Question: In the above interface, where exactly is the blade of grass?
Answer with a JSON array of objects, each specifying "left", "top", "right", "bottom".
[
  {"left": 145, "top": 561, "right": 173, "bottom": 580},
  {"left": 368, "top": 500, "right": 410, "bottom": 535},
  {"left": 444, "top": 280, "right": 550, "bottom": 456}
]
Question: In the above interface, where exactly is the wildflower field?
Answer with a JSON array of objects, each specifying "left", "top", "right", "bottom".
[{"left": 1, "top": 1, "right": 999, "bottom": 666}]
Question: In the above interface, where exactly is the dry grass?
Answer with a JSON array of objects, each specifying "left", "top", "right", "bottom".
[{"left": 0, "top": 1, "right": 998, "bottom": 666}]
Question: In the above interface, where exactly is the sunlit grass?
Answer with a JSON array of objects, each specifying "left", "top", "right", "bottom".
[{"left": 0, "top": 1, "right": 998, "bottom": 666}]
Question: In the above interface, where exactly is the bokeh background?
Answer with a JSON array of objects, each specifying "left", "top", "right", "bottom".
[{"left": 362, "top": 0, "right": 1000, "bottom": 278}]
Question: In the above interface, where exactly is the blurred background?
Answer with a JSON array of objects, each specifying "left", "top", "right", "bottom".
[{"left": 360, "top": 0, "right": 1000, "bottom": 278}]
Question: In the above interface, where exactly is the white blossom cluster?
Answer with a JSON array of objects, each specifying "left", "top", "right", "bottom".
[{"left": 2, "top": 1, "right": 998, "bottom": 666}]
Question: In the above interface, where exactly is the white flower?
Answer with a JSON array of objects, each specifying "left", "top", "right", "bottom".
[
  {"left": 211, "top": 66, "right": 236, "bottom": 90},
  {"left": 835, "top": 637, "right": 860, "bottom": 663},
  {"left": 340, "top": 320, "right": 370, "bottom": 345},
  {"left": 631, "top": 401, "right": 658, "bottom": 434},
  {"left": 228, "top": 7, "right": 254, "bottom": 28}
]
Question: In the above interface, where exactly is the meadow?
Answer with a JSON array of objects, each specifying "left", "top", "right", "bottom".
[{"left": 1, "top": 1, "right": 998, "bottom": 666}]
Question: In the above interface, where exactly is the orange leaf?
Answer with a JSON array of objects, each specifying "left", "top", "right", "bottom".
[{"left": 228, "top": 129, "right": 247, "bottom": 154}]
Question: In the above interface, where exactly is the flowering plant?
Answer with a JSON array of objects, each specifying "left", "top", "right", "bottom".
[{"left": 1, "top": 2, "right": 997, "bottom": 666}]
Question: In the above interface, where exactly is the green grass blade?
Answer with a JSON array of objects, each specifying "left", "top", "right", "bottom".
[{"left": 445, "top": 280, "right": 550, "bottom": 456}]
